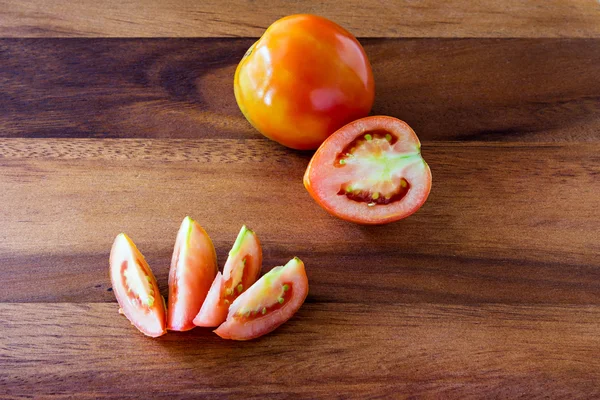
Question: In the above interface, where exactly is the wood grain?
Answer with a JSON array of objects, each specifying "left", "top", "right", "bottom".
[
  {"left": 1, "top": 0, "right": 600, "bottom": 38},
  {"left": 1, "top": 303, "right": 599, "bottom": 399},
  {"left": 1, "top": 38, "right": 599, "bottom": 142},
  {"left": 2, "top": 3, "right": 600, "bottom": 398},
  {"left": 1, "top": 139, "right": 598, "bottom": 303}
]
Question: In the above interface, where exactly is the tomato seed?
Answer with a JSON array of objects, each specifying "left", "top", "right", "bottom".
[{"left": 338, "top": 178, "right": 410, "bottom": 205}]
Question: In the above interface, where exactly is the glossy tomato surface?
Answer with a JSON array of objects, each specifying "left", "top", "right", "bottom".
[
  {"left": 234, "top": 14, "right": 374, "bottom": 150},
  {"left": 109, "top": 233, "right": 166, "bottom": 337},
  {"left": 214, "top": 257, "right": 308, "bottom": 340},
  {"left": 304, "top": 116, "right": 432, "bottom": 225},
  {"left": 167, "top": 216, "right": 218, "bottom": 331},
  {"left": 194, "top": 225, "right": 262, "bottom": 327}
]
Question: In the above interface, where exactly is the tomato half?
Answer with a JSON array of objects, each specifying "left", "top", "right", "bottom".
[
  {"left": 167, "top": 216, "right": 218, "bottom": 331},
  {"left": 303, "top": 116, "right": 432, "bottom": 225},
  {"left": 194, "top": 225, "right": 262, "bottom": 327},
  {"left": 109, "top": 233, "right": 166, "bottom": 337},
  {"left": 214, "top": 257, "right": 308, "bottom": 340},
  {"left": 234, "top": 14, "right": 374, "bottom": 150}
]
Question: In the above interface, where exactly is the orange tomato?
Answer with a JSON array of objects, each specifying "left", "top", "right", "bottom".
[
  {"left": 304, "top": 116, "right": 432, "bottom": 225},
  {"left": 234, "top": 14, "right": 375, "bottom": 150}
]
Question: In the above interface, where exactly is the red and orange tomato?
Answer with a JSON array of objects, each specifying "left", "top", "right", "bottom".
[{"left": 234, "top": 14, "right": 374, "bottom": 150}]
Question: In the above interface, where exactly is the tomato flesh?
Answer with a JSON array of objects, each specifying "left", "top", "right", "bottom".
[
  {"left": 304, "top": 116, "right": 432, "bottom": 225},
  {"left": 109, "top": 233, "right": 166, "bottom": 338},
  {"left": 232, "top": 282, "right": 293, "bottom": 323},
  {"left": 167, "top": 216, "right": 218, "bottom": 331},
  {"left": 214, "top": 257, "right": 308, "bottom": 340},
  {"left": 194, "top": 225, "right": 262, "bottom": 327}
]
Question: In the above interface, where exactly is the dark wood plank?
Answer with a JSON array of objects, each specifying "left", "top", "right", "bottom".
[
  {"left": 1, "top": 0, "right": 599, "bottom": 38},
  {"left": 1, "top": 38, "right": 600, "bottom": 142},
  {"left": 1, "top": 303, "right": 599, "bottom": 398},
  {"left": 1, "top": 139, "right": 598, "bottom": 303}
]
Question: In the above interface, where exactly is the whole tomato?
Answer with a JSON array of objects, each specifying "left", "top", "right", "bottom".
[{"left": 234, "top": 14, "right": 375, "bottom": 150}]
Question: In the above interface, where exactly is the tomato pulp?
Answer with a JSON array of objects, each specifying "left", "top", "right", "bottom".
[
  {"left": 234, "top": 14, "right": 374, "bottom": 150},
  {"left": 304, "top": 116, "right": 432, "bottom": 224},
  {"left": 214, "top": 257, "right": 308, "bottom": 340},
  {"left": 109, "top": 233, "right": 167, "bottom": 337},
  {"left": 167, "top": 216, "right": 218, "bottom": 331},
  {"left": 194, "top": 225, "right": 263, "bottom": 327}
]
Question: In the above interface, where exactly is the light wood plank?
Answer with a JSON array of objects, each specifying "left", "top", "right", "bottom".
[
  {"left": 0, "top": 139, "right": 598, "bottom": 303},
  {"left": 1, "top": 303, "right": 599, "bottom": 398},
  {"left": 1, "top": 0, "right": 599, "bottom": 38},
  {"left": 1, "top": 38, "right": 599, "bottom": 141}
]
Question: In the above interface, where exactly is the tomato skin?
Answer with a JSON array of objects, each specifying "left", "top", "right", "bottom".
[
  {"left": 234, "top": 14, "right": 374, "bottom": 150},
  {"left": 304, "top": 116, "right": 432, "bottom": 225},
  {"left": 193, "top": 271, "right": 225, "bottom": 327},
  {"left": 214, "top": 257, "right": 308, "bottom": 341},
  {"left": 109, "top": 233, "right": 166, "bottom": 338},
  {"left": 167, "top": 217, "right": 218, "bottom": 331}
]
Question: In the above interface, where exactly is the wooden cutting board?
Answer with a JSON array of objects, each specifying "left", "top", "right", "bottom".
[{"left": 1, "top": 1, "right": 600, "bottom": 398}]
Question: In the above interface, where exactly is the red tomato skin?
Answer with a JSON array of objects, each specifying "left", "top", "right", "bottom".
[
  {"left": 304, "top": 116, "right": 432, "bottom": 225},
  {"left": 234, "top": 14, "right": 375, "bottom": 150},
  {"left": 193, "top": 272, "right": 226, "bottom": 327},
  {"left": 167, "top": 217, "right": 218, "bottom": 331}
]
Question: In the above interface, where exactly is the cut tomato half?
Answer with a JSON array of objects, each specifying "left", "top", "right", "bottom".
[
  {"left": 109, "top": 233, "right": 166, "bottom": 338},
  {"left": 167, "top": 216, "right": 218, "bottom": 331},
  {"left": 214, "top": 257, "right": 308, "bottom": 340},
  {"left": 304, "top": 116, "right": 432, "bottom": 224},
  {"left": 194, "top": 225, "right": 262, "bottom": 327}
]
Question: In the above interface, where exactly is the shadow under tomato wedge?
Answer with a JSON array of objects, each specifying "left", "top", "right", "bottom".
[
  {"left": 109, "top": 233, "right": 167, "bottom": 338},
  {"left": 214, "top": 257, "right": 308, "bottom": 341},
  {"left": 194, "top": 225, "right": 262, "bottom": 328},
  {"left": 304, "top": 116, "right": 432, "bottom": 225}
]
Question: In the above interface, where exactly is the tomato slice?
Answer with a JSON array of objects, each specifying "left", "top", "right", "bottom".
[
  {"left": 167, "top": 216, "right": 218, "bottom": 331},
  {"left": 194, "top": 225, "right": 262, "bottom": 327},
  {"left": 214, "top": 257, "right": 308, "bottom": 340},
  {"left": 303, "top": 116, "right": 432, "bottom": 225},
  {"left": 109, "top": 233, "right": 166, "bottom": 337}
]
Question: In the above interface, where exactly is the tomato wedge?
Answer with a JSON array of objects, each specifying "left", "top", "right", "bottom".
[
  {"left": 214, "top": 257, "right": 308, "bottom": 340},
  {"left": 167, "top": 216, "right": 218, "bottom": 331},
  {"left": 194, "top": 225, "right": 262, "bottom": 327},
  {"left": 303, "top": 116, "right": 432, "bottom": 225},
  {"left": 109, "top": 233, "right": 166, "bottom": 337}
]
